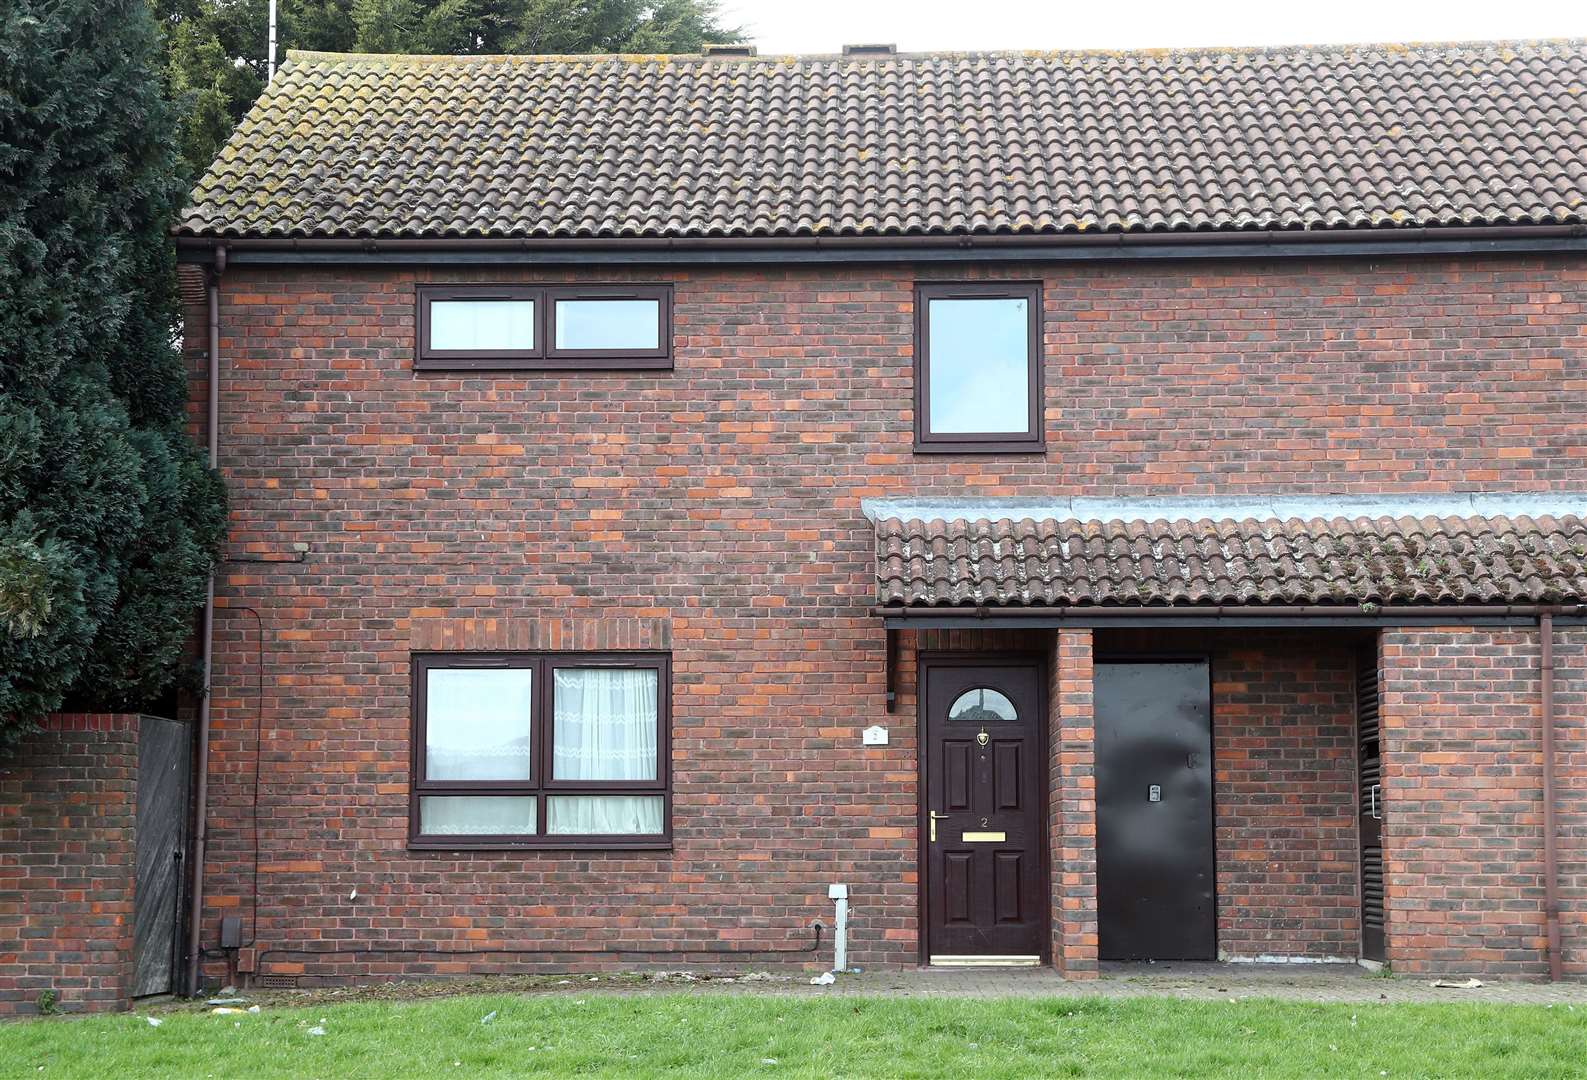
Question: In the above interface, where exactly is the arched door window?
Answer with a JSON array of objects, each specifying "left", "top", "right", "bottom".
[{"left": 946, "top": 687, "right": 1018, "bottom": 723}]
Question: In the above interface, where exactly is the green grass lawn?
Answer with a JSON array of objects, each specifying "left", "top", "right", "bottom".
[{"left": 3, "top": 992, "right": 1584, "bottom": 1079}]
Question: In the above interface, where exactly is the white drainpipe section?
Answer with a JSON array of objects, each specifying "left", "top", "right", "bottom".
[{"left": 827, "top": 884, "right": 849, "bottom": 972}]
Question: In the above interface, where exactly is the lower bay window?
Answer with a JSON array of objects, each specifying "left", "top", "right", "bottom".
[{"left": 410, "top": 652, "right": 670, "bottom": 849}]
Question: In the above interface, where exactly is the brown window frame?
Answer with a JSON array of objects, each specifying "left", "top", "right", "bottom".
[
  {"left": 409, "top": 651, "right": 672, "bottom": 850},
  {"left": 415, "top": 285, "right": 542, "bottom": 368},
  {"left": 545, "top": 285, "right": 673, "bottom": 365},
  {"left": 913, "top": 281, "right": 1044, "bottom": 453},
  {"left": 415, "top": 284, "right": 673, "bottom": 371}
]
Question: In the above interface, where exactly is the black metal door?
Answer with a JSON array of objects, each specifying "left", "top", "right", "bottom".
[
  {"left": 1356, "top": 646, "right": 1386, "bottom": 962},
  {"left": 1095, "top": 661, "right": 1214, "bottom": 961},
  {"left": 132, "top": 716, "right": 191, "bottom": 997},
  {"left": 922, "top": 659, "right": 1046, "bottom": 961}
]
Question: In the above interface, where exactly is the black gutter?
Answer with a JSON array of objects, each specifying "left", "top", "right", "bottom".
[
  {"left": 885, "top": 614, "right": 1549, "bottom": 629},
  {"left": 172, "top": 225, "right": 1587, "bottom": 267},
  {"left": 877, "top": 602, "right": 1586, "bottom": 630}
]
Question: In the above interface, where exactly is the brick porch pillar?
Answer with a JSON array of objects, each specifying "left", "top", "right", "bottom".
[
  {"left": 1379, "top": 627, "right": 1549, "bottom": 979},
  {"left": 1050, "top": 629, "right": 1097, "bottom": 977}
]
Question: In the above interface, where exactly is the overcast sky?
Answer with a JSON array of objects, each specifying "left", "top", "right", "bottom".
[{"left": 718, "top": 0, "right": 1587, "bottom": 55}]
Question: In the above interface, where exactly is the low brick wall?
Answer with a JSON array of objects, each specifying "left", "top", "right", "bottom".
[{"left": 0, "top": 714, "right": 142, "bottom": 1017}]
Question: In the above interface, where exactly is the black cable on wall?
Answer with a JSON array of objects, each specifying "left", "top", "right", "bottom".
[{"left": 250, "top": 923, "right": 826, "bottom": 972}]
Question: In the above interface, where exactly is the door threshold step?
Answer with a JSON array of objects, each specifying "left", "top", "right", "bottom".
[{"left": 929, "top": 955, "right": 1041, "bottom": 967}]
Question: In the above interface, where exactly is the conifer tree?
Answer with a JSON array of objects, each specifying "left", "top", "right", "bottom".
[{"left": 0, "top": 0, "right": 226, "bottom": 754}]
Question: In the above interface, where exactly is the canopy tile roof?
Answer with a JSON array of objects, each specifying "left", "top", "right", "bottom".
[
  {"left": 875, "top": 514, "right": 1587, "bottom": 607},
  {"left": 180, "top": 40, "right": 1587, "bottom": 241}
]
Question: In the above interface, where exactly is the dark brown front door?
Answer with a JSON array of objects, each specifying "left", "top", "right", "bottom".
[{"left": 922, "top": 658, "right": 1046, "bottom": 962}]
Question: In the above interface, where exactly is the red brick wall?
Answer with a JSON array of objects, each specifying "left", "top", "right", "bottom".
[
  {"left": 1051, "top": 630, "right": 1097, "bottom": 977},
  {"left": 0, "top": 715, "right": 141, "bottom": 1016},
  {"left": 1379, "top": 627, "right": 1586, "bottom": 978},
  {"left": 1557, "top": 628, "right": 1587, "bottom": 978},
  {"left": 183, "top": 255, "right": 1585, "bottom": 982},
  {"left": 1210, "top": 639, "right": 1360, "bottom": 960}
]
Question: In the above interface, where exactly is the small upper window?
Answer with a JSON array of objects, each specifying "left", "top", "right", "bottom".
[
  {"left": 553, "top": 296, "right": 663, "bottom": 352},
  {"left": 416, "top": 285, "right": 672, "bottom": 371},
  {"left": 429, "top": 298, "right": 536, "bottom": 352},
  {"left": 914, "top": 282, "right": 1042, "bottom": 452}
]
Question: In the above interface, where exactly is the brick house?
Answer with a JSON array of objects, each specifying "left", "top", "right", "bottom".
[{"left": 160, "top": 39, "right": 1587, "bottom": 991}]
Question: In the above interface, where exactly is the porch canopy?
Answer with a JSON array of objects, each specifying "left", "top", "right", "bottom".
[{"left": 868, "top": 494, "right": 1587, "bottom": 630}]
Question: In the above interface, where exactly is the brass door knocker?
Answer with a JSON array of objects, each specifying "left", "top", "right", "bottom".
[{"left": 976, "top": 727, "right": 989, "bottom": 748}]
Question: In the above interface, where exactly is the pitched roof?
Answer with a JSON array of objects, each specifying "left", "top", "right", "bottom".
[
  {"left": 875, "top": 514, "right": 1587, "bottom": 607},
  {"left": 179, "top": 40, "right": 1587, "bottom": 241}
]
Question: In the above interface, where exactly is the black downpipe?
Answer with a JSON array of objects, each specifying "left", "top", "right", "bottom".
[{"left": 186, "top": 245, "right": 225, "bottom": 996}]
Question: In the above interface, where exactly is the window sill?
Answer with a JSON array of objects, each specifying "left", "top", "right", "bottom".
[
  {"left": 408, "top": 838, "right": 674, "bottom": 853},
  {"left": 414, "top": 356, "right": 673, "bottom": 372},
  {"left": 912, "top": 440, "right": 1047, "bottom": 455}
]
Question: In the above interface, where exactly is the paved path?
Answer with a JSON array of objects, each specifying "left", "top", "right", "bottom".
[
  {"left": 640, "top": 962, "right": 1587, "bottom": 1006},
  {"left": 235, "top": 962, "right": 1587, "bottom": 1011}
]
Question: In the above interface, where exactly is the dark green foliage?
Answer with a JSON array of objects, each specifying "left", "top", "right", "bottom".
[
  {"left": 156, "top": 0, "right": 741, "bottom": 178},
  {"left": 0, "top": 0, "right": 225, "bottom": 755},
  {"left": 157, "top": 0, "right": 273, "bottom": 188}
]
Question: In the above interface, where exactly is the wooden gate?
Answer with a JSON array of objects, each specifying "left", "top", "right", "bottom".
[{"left": 132, "top": 716, "right": 192, "bottom": 997}]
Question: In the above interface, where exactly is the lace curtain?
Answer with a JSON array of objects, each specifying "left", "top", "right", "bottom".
[{"left": 551, "top": 667, "right": 662, "bottom": 834}]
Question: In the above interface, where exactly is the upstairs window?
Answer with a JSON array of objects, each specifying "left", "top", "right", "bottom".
[
  {"left": 416, "top": 285, "right": 672, "bottom": 370},
  {"left": 913, "top": 282, "right": 1043, "bottom": 452},
  {"left": 429, "top": 294, "right": 537, "bottom": 353},
  {"left": 410, "top": 653, "right": 670, "bottom": 849},
  {"left": 551, "top": 288, "right": 667, "bottom": 356}
]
